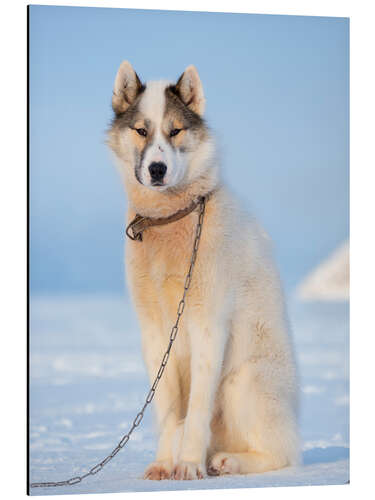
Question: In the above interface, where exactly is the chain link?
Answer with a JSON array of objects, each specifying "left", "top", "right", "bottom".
[{"left": 30, "top": 196, "right": 207, "bottom": 489}]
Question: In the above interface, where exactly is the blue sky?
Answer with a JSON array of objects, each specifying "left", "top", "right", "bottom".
[{"left": 29, "top": 6, "right": 349, "bottom": 294}]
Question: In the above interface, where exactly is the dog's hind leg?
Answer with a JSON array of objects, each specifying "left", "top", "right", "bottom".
[
  {"left": 207, "top": 394, "right": 300, "bottom": 476},
  {"left": 207, "top": 356, "right": 300, "bottom": 475},
  {"left": 207, "top": 450, "right": 288, "bottom": 475},
  {"left": 206, "top": 280, "right": 300, "bottom": 476},
  {"left": 207, "top": 400, "right": 300, "bottom": 476}
]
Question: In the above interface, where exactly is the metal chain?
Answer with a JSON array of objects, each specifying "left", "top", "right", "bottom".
[{"left": 30, "top": 196, "right": 207, "bottom": 489}]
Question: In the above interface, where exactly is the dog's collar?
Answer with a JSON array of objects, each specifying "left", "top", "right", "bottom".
[{"left": 126, "top": 193, "right": 212, "bottom": 242}]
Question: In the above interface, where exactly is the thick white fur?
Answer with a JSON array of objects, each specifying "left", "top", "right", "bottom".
[{"left": 110, "top": 63, "right": 300, "bottom": 481}]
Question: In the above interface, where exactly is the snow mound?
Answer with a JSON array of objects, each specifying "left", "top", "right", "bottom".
[{"left": 297, "top": 241, "right": 349, "bottom": 302}]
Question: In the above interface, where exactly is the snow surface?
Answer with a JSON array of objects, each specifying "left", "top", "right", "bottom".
[
  {"left": 29, "top": 295, "right": 349, "bottom": 495},
  {"left": 297, "top": 241, "right": 349, "bottom": 302}
]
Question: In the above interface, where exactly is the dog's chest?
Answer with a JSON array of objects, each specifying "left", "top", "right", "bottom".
[
  {"left": 143, "top": 214, "right": 196, "bottom": 285},
  {"left": 141, "top": 217, "right": 196, "bottom": 361}
]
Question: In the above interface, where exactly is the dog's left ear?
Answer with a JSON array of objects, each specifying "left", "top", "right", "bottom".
[{"left": 175, "top": 65, "right": 205, "bottom": 116}]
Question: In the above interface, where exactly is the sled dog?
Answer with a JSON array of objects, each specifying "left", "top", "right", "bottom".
[{"left": 107, "top": 61, "right": 300, "bottom": 480}]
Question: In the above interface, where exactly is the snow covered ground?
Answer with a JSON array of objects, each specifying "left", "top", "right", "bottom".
[{"left": 29, "top": 294, "right": 349, "bottom": 495}]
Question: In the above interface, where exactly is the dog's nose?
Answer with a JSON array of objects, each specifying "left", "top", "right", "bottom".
[{"left": 149, "top": 162, "right": 167, "bottom": 182}]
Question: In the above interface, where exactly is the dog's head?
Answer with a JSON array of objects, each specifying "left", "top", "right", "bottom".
[{"left": 107, "top": 62, "right": 216, "bottom": 193}]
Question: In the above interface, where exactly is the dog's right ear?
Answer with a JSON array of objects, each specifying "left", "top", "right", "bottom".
[{"left": 112, "top": 61, "right": 143, "bottom": 115}]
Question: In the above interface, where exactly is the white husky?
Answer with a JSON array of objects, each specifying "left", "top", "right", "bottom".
[{"left": 107, "top": 61, "right": 300, "bottom": 480}]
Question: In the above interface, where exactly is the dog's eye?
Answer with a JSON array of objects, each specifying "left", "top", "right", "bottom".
[
  {"left": 170, "top": 128, "right": 181, "bottom": 137},
  {"left": 136, "top": 128, "right": 147, "bottom": 137}
]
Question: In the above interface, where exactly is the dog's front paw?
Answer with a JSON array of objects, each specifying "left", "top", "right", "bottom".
[
  {"left": 173, "top": 461, "right": 204, "bottom": 480},
  {"left": 143, "top": 459, "right": 173, "bottom": 480}
]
